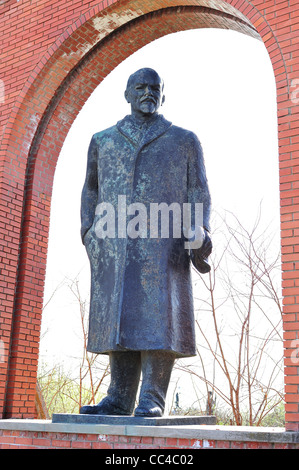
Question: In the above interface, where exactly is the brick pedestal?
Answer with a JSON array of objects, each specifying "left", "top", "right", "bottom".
[{"left": 0, "top": 420, "right": 299, "bottom": 449}]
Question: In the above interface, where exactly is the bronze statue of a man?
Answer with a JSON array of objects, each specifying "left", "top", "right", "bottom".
[{"left": 80, "top": 68, "right": 212, "bottom": 417}]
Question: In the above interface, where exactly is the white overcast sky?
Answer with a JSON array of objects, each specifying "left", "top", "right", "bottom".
[{"left": 40, "top": 28, "right": 280, "bottom": 366}]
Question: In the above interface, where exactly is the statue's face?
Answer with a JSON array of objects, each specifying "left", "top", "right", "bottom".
[{"left": 125, "top": 69, "right": 165, "bottom": 117}]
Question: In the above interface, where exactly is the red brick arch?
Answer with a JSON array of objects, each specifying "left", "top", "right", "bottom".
[{"left": 0, "top": 0, "right": 298, "bottom": 430}]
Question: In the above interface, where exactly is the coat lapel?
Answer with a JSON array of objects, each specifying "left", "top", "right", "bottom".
[{"left": 117, "top": 114, "right": 172, "bottom": 150}]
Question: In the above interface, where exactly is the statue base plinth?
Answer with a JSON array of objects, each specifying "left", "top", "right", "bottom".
[{"left": 52, "top": 413, "right": 216, "bottom": 426}]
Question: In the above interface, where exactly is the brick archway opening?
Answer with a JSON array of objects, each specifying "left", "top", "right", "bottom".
[
  {"left": 43, "top": 27, "right": 281, "bottom": 424},
  {"left": 1, "top": 0, "right": 293, "bottom": 428}
]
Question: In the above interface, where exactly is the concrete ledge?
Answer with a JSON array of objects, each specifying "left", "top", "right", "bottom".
[
  {"left": 0, "top": 419, "right": 298, "bottom": 444},
  {"left": 52, "top": 413, "right": 216, "bottom": 426}
]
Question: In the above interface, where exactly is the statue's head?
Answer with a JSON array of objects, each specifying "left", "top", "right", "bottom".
[{"left": 125, "top": 68, "right": 165, "bottom": 118}]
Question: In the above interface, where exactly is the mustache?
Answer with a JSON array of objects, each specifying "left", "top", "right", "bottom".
[{"left": 140, "top": 96, "right": 156, "bottom": 103}]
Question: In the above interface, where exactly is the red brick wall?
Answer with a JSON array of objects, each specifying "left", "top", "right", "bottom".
[
  {"left": 0, "top": 428, "right": 298, "bottom": 449},
  {"left": 0, "top": 0, "right": 299, "bottom": 431}
]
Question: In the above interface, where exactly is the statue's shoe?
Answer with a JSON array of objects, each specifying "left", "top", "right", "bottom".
[
  {"left": 134, "top": 400, "right": 163, "bottom": 418},
  {"left": 80, "top": 398, "right": 131, "bottom": 415}
]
